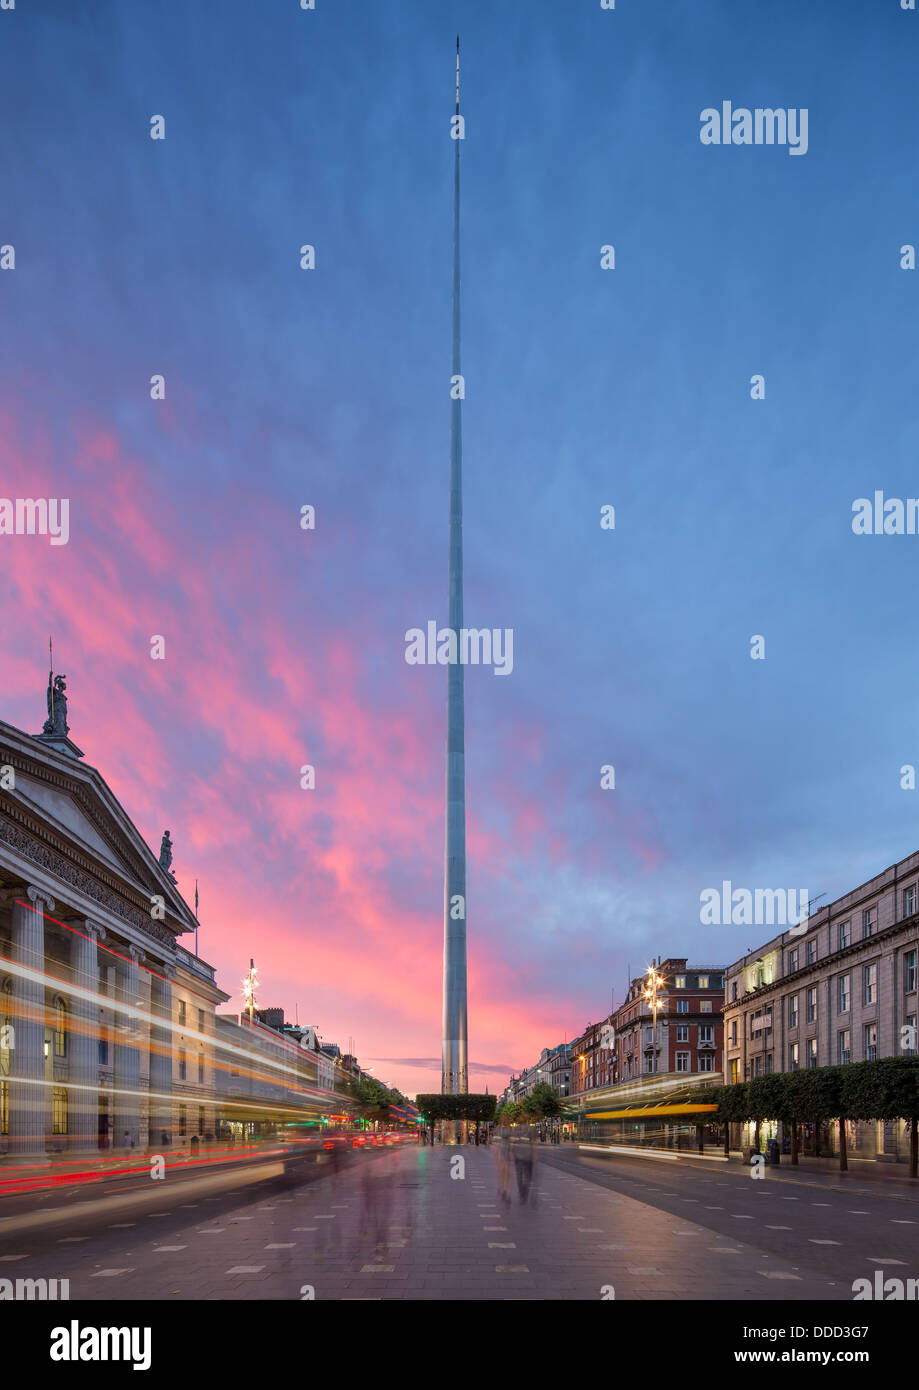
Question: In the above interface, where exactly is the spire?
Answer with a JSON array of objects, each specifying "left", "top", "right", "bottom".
[{"left": 442, "top": 39, "right": 468, "bottom": 1101}]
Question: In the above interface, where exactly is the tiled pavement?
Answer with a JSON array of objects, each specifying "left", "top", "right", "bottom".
[{"left": 5, "top": 1144, "right": 849, "bottom": 1300}]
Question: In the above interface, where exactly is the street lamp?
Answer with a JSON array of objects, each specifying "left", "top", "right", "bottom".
[
  {"left": 241, "top": 958, "right": 258, "bottom": 1023},
  {"left": 642, "top": 962, "right": 667, "bottom": 1075}
]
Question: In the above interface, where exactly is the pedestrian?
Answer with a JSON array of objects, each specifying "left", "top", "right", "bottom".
[
  {"left": 514, "top": 1132, "right": 536, "bottom": 1205},
  {"left": 497, "top": 1131, "right": 511, "bottom": 1206}
]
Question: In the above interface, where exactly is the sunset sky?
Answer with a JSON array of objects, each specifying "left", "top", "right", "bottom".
[{"left": 2, "top": 1, "right": 919, "bottom": 1098}]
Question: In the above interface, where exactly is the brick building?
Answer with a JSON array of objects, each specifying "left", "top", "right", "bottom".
[{"left": 613, "top": 958, "right": 724, "bottom": 1081}]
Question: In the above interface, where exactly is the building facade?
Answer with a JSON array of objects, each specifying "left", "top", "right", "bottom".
[
  {"left": 570, "top": 1020, "right": 615, "bottom": 1097},
  {"left": 0, "top": 704, "right": 227, "bottom": 1158},
  {"left": 723, "top": 850, "right": 919, "bottom": 1161},
  {"left": 613, "top": 958, "right": 724, "bottom": 1082}
]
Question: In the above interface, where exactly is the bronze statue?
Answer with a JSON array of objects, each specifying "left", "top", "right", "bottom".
[{"left": 42, "top": 672, "right": 69, "bottom": 738}]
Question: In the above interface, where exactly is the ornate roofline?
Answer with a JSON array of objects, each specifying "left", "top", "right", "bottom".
[{"left": 0, "top": 718, "right": 197, "bottom": 935}]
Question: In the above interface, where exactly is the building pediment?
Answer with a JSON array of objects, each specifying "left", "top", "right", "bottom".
[
  {"left": 0, "top": 719, "right": 196, "bottom": 939},
  {"left": 14, "top": 770, "right": 136, "bottom": 876}
]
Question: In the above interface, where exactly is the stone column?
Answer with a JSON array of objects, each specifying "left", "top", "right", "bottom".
[
  {"left": 137, "top": 967, "right": 152, "bottom": 1149},
  {"left": 68, "top": 920, "right": 105, "bottom": 1153},
  {"left": 9, "top": 886, "right": 53, "bottom": 1157},
  {"left": 148, "top": 966, "right": 173, "bottom": 1148},
  {"left": 113, "top": 944, "right": 143, "bottom": 1151}
]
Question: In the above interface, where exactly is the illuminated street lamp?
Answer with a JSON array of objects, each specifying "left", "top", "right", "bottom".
[
  {"left": 642, "top": 962, "right": 668, "bottom": 1075},
  {"left": 242, "top": 957, "right": 259, "bottom": 1023}
]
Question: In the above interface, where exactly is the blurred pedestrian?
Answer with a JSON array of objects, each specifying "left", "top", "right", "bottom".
[
  {"left": 514, "top": 1132, "right": 537, "bottom": 1205},
  {"left": 497, "top": 1131, "right": 511, "bottom": 1206}
]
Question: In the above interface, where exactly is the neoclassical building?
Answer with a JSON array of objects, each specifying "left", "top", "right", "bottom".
[{"left": 0, "top": 678, "right": 228, "bottom": 1159}]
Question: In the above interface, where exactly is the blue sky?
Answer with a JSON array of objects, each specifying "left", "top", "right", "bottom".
[{"left": 2, "top": 0, "right": 918, "bottom": 1091}]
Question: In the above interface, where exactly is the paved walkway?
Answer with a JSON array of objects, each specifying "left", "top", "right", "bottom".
[{"left": 5, "top": 1144, "right": 847, "bottom": 1300}]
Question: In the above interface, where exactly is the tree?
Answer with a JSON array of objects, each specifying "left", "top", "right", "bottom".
[
  {"left": 415, "top": 1093, "right": 497, "bottom": 1144},
  {"left": 841, "top": 1057, "right": 919, "bottom": 1179},
  {"left": 748, "top": 1074, "right": 789, "bottom": 1157},
  {"left": 523, "top": 1082, "right": 562, "bottom": 1123},
  {"left": 782, "top": 1071, "right": 813, "bottom": 1166},
  {"left": 798, "top": 1066, "right": 845, "bottom": 1169},
  {"left": 353, "top": 1076, "right": 393, "bottom": 1127},
  {"left": 680, "top": 1086, "right": 720, "bottom": 1153},
  {"left": 716, "top": 1083, "right": 750, "bottom": 1157}
]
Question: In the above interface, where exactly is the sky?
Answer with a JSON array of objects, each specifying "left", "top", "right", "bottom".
[{"left": 2, "top": 0, "right": 919, "bottom": 1099}]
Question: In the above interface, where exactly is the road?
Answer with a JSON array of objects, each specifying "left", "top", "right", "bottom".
[{"left": 5, "top": 1139, "right": 915, "bottom": 1300}]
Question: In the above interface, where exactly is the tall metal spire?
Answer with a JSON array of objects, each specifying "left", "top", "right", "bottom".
[{"left": 442, "top": 35, "right": 468, "bottom": 1100}]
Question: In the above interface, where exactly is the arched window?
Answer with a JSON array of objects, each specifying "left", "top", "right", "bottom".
[
  {"left": 52, "top": 1087, "right": 68, "bottom": 1135},
  {"left": 53, "top": 997, "right": 67, "bottom": 1058}
]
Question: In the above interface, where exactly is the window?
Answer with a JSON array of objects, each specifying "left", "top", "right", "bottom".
[
  {"left": 755, "top": 967, "right": 765, "bottom": 988},
  {"left": 177, "top": 1000, "right": 187, "bottom": 1027},
  {"left": 0, "top": 1080, "right": 7, "bottom": 1136},
  {"left": 751, "top": 1011, "right": 770, "bottom": 1037},
  {"left": 787, "top": 948, "right": 799, "bottom": 974},
  {"left": 838, "top": 974, "right": 850, "bottom": 1013},
  {"left": 676, "top": 1025, "right": 688, "bottom": 1042},
  {"left": 864, "top": 907, "right": 875, "bottom": 938},
  {"left": 700, "top": 1000, "right": 713, "bottom": 1013},
  {"left": 697, "top": 975, "right": 709, "bottom": 988},
  {"left": 864, "top": 1022, "right": 878, "bottom": 1062},
  {"left": 674, "top": 975, "right": 686, "bottom": 989},
  {"left": 863, "top": 963, "right": 877, "bottom": 1006},
  {"left": 730, "top": 1059, "right": 740, "bottom": 1083},
  {"left": 788, "top": 994, "right": 798, "bottom": 1028},
  {"left": 906, "top": 950, "right": 917, "bottom": 993},
  {"left": 789, "top": 1042, "right": 799, "bottom": 1071},
  {"left": 198, "top": 1106, "right": 205, "bottom": 1136},
  {"left": 730, "top": 1020, "right": 738, "bottom": 1045},
  {"left": 198, "top": 1008, "right": 205, "bottom": 1033},
  {"left": 731, "top": 981, "right": 738, "bottom": 1002},
  {"left": 765, "top": 1054, "right": 774, "bottom": 1074},
  {"left": 198, "top": 1054, "right": 205, "bottom": 1084},
  {"left": 698, "top": 1053, "right": 714, "bottom": 1072},
  {"left": 178, "top": 1105, "right": 187, "bottom": 1137},
  {"left": 752, "top": 1056, "right": 763, "bottom": 1078},
  {"left": 806, "top": 938, "right": 817, "bottom": 965},
  {"left": 98, "top": 1034, "right": 108, "bottom": 1066},
  {"left": 806, "top": 986, "right": 817, "bottom": 1023},
  {"left": 676, "top": 1052, "right": 690, "bottom": 1073},
  {"left": 53, "top": 999, "right": 67, "bottom": 1058},
  {"left": 52, "top": 1087, "right": 68, "bottom": 1135},
  {"left": 700, "top": 1024, "right": 714, "bottom": 1043},
  {"left": 838, "top": 1029, "right": 851, "bottom": 1065},
  {"left": 807, "top": 1037, "right": 818, "bottom": 1068},
  {"left": 904, "top": 886, "right": 916, "bottom": 918},
  {"left": 676, "top": 1000, "right": 689, "bottom": 1014},
  {"left": 839, "top": 921, "right": 850, "bottom": 950},
  {"left": 179, "top": 1050, "right": 187, "bottom": 1081}
]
